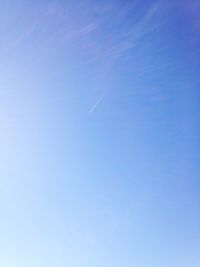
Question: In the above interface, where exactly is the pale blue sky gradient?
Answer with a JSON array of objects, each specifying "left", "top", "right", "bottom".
[{"left": 0, "top": 1, "right": 200, "bottom": 266}]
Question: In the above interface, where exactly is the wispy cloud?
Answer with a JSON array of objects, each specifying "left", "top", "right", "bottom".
[
  {"left": 89, "top": 95, "right": 104, "bottom": 114},
  {"left": 3, "top": 1, "right": 163, "bottom": 71}
]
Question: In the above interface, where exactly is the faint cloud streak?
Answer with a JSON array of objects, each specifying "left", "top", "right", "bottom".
[{"left": 89, "top": 95, "right": 104, "bottom": 114}]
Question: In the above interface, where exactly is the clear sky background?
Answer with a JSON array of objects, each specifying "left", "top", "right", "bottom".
[{"left": 0, "top": 1, "right": 200, "bottom": 266}]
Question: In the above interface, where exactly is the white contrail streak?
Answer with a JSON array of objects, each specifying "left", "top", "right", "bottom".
[{"left": 89, "top": 95, "right": 104, "bottom": 114}]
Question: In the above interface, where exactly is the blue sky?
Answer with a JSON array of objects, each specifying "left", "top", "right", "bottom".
[{"left": 0, "top": 1, "right": 200, "bottom": 266}]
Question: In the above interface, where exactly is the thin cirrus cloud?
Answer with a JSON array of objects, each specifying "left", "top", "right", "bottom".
[{"left": 5, "top": 1, "right": 163, "bottom": 61}]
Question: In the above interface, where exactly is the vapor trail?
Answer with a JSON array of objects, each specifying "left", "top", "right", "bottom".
[{"left": 89, "top": 95, "right": 104, "bottom": 114}]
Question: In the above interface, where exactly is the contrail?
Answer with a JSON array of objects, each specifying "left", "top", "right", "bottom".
[{"left": 89, "top": 95, "right": 104, "bottom": 114}]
